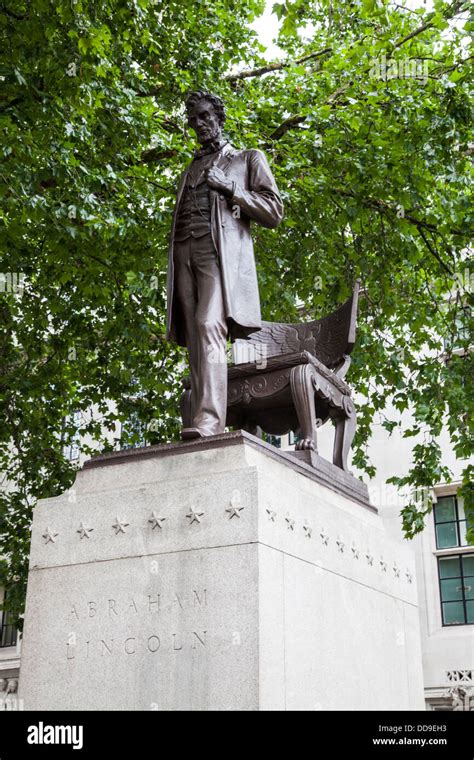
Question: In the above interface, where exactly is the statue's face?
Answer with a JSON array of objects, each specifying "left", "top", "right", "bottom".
[{"left": 187, "top": 99, "right": 221, "bottom": 146}]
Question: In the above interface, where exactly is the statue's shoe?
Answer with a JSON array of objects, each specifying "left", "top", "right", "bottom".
[{"left": 181, "top": 427, "right": 204, "bottom": 440}]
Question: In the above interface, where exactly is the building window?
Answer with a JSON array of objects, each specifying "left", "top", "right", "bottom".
[
  {"left": 433, "top": 495, "right": 469, "bottom": 549},
  {"left": 438, "top": 554, "right": 474, "bottom": 626},
  {"left": 0, "top": 595, "right": 18, "bottom": 648},
  {"left": 288, "top": 431, "right": 302, "bottom": 447},
  {"left": 263, "top": 433, "right": 281, "bottom": 449}
]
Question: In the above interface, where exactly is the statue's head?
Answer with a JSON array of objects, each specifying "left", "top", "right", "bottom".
[{"left": 185, "top": 91, "right": 226, "bottom": 146}]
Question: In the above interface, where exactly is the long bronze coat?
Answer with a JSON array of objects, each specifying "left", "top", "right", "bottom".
[{"left": 166, "top": 142, "right": 283, "bottom": 347}]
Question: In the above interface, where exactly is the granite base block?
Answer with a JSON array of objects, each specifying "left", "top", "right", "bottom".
[{"left": 19, "top": 431, "right": 425, "bottom": 710}]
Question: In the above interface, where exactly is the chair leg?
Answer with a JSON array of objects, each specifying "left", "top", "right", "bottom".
[
  {"left": 332, "top": 397, "right": 356, "bottom": 471},
  {"left": 290, "top": 364, "right": 317, "bottom": 451},
  {"left": 242, "top": 421, "right": 259, "bottom": 436},
  {"left": 180, "top": 388, "right": 192, "bottom": 428}
]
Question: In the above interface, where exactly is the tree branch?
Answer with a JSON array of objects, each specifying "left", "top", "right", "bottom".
[
  {"left": 225, "top": 48, "right": 332, "bottom": 82},
  {"left": 334, "top": 188, "right": 463, "bottom": 240},
  {"left": 394, "top": 4, "right": 419, "bottom": 15},
  {"left": 334, "top": 188, "right": 459, "bottom": 275},
  {"left": 135, "top": 87, "right": 163, "bottom": 98},
  {"left": 0, "top": 96, "right": 23, "bottom": 114},
  {"left": 136, "top": 49, "right": 333, "bottom": 98},
  {"left": 393, "top": 18, "right": 436, "bottom": 49},
  {"left": 395, "top": 0, "right": 468, "bottom": 48},
  {"left": 140, "top": 147, "right": 177, "bottom": 163},
  {"left": 267, "top": 115, "right": 307, "bottom": 142},
  {"left": 125, "top": 175, "right": 173, "bottom": 192},
  {"left": 417, "top": 226, "right": 454, "bottom": 275}
]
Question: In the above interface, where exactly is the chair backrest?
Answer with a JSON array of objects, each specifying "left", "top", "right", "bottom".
[{"left": 233, "top": 281, "right": 360, "bottom": 371}]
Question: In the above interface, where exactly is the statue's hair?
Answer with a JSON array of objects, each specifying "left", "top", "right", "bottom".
[{"left": 185, "top": 91, "right": 226, "bottom": 126}]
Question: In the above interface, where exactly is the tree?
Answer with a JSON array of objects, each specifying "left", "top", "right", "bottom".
[{"left": 0, "top": 0, "right": 472, "bottom": 627}]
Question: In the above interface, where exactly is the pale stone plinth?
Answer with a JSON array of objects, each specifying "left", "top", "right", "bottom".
[{"left": 19, "top": 432, "right": 425, "bottom": 710}]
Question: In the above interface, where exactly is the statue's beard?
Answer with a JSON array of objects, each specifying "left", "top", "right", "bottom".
[{"left": 199, "top": 126, "right": 221, "bottom": 147}]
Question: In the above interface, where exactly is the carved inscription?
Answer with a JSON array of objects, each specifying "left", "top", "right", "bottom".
[
  {"left": 65, "top": 588, "right": 209, "bottom": 660},
  {"left": 66, "top": 631, "right": 207, "bottom": 659},
  {"left": 68, "top": 589, "right": 207, "bottom": 620}
]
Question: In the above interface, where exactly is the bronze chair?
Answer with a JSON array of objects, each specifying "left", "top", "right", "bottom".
[{"left": 181, "top": 282, "right": 360, "bottom": 471}]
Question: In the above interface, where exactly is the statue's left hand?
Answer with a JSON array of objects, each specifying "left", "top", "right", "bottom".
[{"left": 207, "top": 166, "right": 233, "bottom": 195}]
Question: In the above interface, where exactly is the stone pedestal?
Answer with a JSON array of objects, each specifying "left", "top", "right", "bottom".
[{"left": 19, "top": 431, "right": 425, "bottom": 710}]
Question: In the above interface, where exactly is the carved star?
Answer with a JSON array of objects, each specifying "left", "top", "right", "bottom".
[
  {"left": 112, "top": 517, "right": 129, "bottom": 535},
  {"left": 380, "top": 556, "right": 387, "bottom": 572},
  {"left": 42, "top": 527, "right": 59, "bottom": 544},
  {"left": 366, "top": 551, "right": 374, "bottom": 565},
  {"left": 76, "top": 522, "right": 93, "bottom": 539},
  {"left": 303, "top": 522, "right": 312, "bottom": 538},
  {"left": 148, "top": 512, "right": 166, "bottom": 530},
  {"left": 320, "top": 529, "right": 329, "bottom": 545},
  {"left": 186, "top": 508, "right": 204, "bottom": 525},
  {"left": 406, "top": 569, "right": 413, "bottom": 584},
  {"left": 285, "top": 514, "right": 295, "bottom": 531},
  {"left": 351, "top": 544, "right": 360, "bottom": 559},
  {"left": 226, "top": 493, "right": 244, "bottom": 519},
  {"left": 266, "top": 508, "right": 276, "bottom": 522},
  {"left": 336, "top": 537, "right": 345, "bottom": 553},
  {"left": 393, "top": 562, "right": 400, "bottom": 578},
  {"left": 226, "top": 504, "right": 244, "bottom": 519}
]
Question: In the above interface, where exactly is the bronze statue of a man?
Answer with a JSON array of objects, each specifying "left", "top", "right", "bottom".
[{"left": 166, "top": 91, "right": 283, "bottom": 439}]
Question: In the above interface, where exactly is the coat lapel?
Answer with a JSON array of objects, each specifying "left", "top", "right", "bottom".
[
  {"left": 174, "top": 143, "right": 234, "bottom": 210},
  {"left": 174, "top": 167, "right": 190, "bottom": 211},
  {"left": 213, "top": 142, "right": 237, "bottom": 174},
  {"left": 209, "top": 144, "right": 237, "bottom": 227}
]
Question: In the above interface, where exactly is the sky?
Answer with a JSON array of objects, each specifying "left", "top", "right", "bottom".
[{"left": 250, "top": 2, "right": 282, "bottom": 59}]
